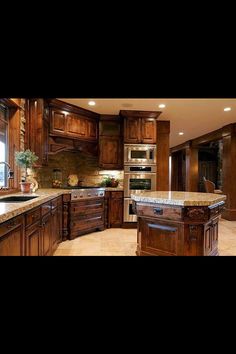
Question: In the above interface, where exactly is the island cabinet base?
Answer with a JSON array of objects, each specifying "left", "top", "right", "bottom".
[{"left": 135, "top": 201, "right": 225, "bottom": 256}]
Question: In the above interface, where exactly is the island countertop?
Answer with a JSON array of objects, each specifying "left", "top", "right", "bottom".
[{"left": 131, "top": 191, "right": 227, "bottom": 207}]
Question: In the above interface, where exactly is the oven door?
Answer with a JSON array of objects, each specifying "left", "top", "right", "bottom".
[
  {"left": 124, "top": 198, "right": 137, "bottom": 222},
  {"left": 124, "top": 173, "right": 156, "bottom": 197}
]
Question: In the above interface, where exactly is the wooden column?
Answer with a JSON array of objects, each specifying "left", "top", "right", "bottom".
[
  {"left": 185, "top": 143, "right": 199, "bottom": 192},
  {"left": 156, "top": 121, "right": 170, "bottom": 191},
  {"left": 222, "top": 124, "right": 236, "bottom": 220}
]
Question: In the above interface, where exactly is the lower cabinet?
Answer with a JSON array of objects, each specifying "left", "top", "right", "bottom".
[
  {"left": 0, "top": 196, "right": 63, "bottom": 256},
  {"left": 26, "top": 221, "right": 41, "bottom": 256},
  {"left": 70, "top": 198, "right": 105, "bottom": 239},
  {"left": 0, "top": 215, "right": 25, "bottom": 256},
  {"left": 105, "top": 191, "right": 123, "bottom": 228}
]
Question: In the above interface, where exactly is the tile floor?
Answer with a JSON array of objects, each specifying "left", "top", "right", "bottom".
[{"left": 54, "top": 218, "right": 236, "bottom": 256}]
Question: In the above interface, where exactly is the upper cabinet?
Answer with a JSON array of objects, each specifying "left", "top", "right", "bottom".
[
  {"left": 121, "top": 110, "right": 162, "bottom": 144},
  {"left": 49, "top": 101, "right": 98, "bottom": 142},
  {"left": 99, "top": 115, "right": 123, "bottom": 170}
]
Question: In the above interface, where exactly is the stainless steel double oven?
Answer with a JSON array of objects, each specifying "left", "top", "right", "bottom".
[{"left": 124, "top": 144, "right": 157, "bottom": 222}]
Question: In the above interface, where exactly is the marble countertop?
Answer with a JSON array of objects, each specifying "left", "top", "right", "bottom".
[{"left": 131, "top": 191, "right": 227, "bottom": 207}]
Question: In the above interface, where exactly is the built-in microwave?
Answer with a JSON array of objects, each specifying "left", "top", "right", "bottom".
[{"left": 124, "top": 144, "right": 156, "bottom": 165}]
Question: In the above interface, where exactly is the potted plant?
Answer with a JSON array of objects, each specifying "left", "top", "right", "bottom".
[{"left": 15, "top": 149, "right": 39, "bottom": 193}]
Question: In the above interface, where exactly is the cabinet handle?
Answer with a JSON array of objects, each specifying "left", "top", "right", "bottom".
[{"left": 153, "top": 207, "right": 163, "bottom": 215}]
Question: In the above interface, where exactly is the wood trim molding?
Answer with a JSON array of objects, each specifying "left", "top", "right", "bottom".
[
  {"left": 120, "top": 110, "right": 162, "bottom": 119},
  {"left": 0, "top": 99, "right": 19, "bottom": 108},
  {"left": 171, "top": 123, "right": 236, "bottom": 152},
  {"left": 46, "top": 99, "right": 100, "bottom": 119}
]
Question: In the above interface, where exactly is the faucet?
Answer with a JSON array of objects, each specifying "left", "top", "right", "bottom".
[{"left": 0, "top": 162, "right": 14, "bottom": 179}]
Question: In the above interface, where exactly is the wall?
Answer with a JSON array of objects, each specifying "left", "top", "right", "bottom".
[{"left": 34, "top": 151, "right": 124, "bottom": 188}]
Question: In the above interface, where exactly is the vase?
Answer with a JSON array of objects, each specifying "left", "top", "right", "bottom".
[{"left": 20, "top": 182, "right": 32, "bottom": 193}]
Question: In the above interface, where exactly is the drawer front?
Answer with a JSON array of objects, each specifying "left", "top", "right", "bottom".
[
  {"left": 111, "top": 191, "right": 123, "bottom": 199},
  {"left": 26, "top": 221, "right": 41, "bottom": 237},
  {"left": 136, "top": 203, "right": 183, "bottom": 221},
  {"left": 71, "top": 199, "right": 104, "bottom": 216},
  {"left": 0, "top": 215, "right": 24, "bottom": 238},
  {"left": 25, "top": 207, "right": 41, "bottom": 227},
  {"left": 70, "top": 213, "right": 104, "bottom": 231},
  {"left": 51, "top": 196, "right": 62, "bottom": 210},
  {"left": 41, "top": 202, "right": 52, "bottom": 216}
]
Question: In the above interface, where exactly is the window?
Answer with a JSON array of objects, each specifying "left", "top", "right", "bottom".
[{"left": 0, "top": 104, "right": 9, "bottom": 187}]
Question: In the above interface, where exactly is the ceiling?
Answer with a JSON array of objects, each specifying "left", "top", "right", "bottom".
[{"left": 59, "top": 99, "right": 236, "bottom": 147}]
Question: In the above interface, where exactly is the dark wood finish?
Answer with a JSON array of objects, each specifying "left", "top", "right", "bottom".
[
  {"left": 171, "top": 150, "right": 185, "bottom": 191},
  {"left": 0, "top": 215, "right": 25, "bottom": 256},
  {"left": 185, "top": 145, "right": 199, "bottom": 192},
  {"left": 105, "top": 191, "right": 124, "bottom": 228},
  {"left": 62, "top": 194, "right": 70, "bottom": 241},
  {"left": 156, "top": 121, "right": 170, "bottom": 191},
  {"left": 69, "top": 197, "right": 105, "bottom": 239},
  {"left": 25, "top": 221, "right": 41, "bottom": 256},
  {"left": 51, "top": 196, "right": 62, "bottom": 253},
  {"left": 47, "top": 99, "right": 100, "bottom": 120},
  {"left": 124, "top": 116, "right": 141, "bottom": 143},
  {"left": 26, "top": 99, "right": 49, "bottom": 167},
  {"left": 99, "top": 137, "right": 123, "bottom": 169},
  {"left": 141, "top": 118, "right": 157, "bottom": 144},
  {"left": 25, "top": 207, "right": 41, "bottom": 227},
  {"left": 135, "top": 200, "right": 225, "bottom": 256},
  {"left": 99, "top": 115, "right": 123, "bottom": 169},
  {"left": 41, "top": 211, "right": 52, "bottom": 256},
  {"left": 121, "top": 110, "right": 161, "bottom": 144},
  {"left": 222, "top": 124, "right": 236, "bottom": 220}
]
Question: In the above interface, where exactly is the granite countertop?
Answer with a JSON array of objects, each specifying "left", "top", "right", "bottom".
[
  {"left": 131, "top": 191, "right": 227, "bottom": 207},
  {"left": 0, "top": 189, "right": 69, "bottom": 224},
  {"left": 0, "top": 187, "right": 124, "bottom": 224}
]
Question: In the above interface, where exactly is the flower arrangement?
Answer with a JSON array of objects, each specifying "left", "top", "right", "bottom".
[{"left": 100, "top": 176, "right": 119, "bottom": 187}]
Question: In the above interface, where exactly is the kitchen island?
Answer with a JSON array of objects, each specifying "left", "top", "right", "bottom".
[{"left": 131, "top": 191, "right": 227, "bottom": 256}]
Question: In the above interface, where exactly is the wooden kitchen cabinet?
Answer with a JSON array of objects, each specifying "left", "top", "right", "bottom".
[
  {"left": 105, "top": 191, "right": 124, "bottom": 228},
  {"left": 50, "top": 109, "right": 98, "bottom": 142},
  {"left": 41, "top": 211, "right": 52, "bottom": 256},
  {"left": 26, "top": 99, "right": 49, "bottom": 167},
  {"left": 0, "top": 215, "right": 25, "bottom": 256},
  {"left": 121, "top": 110, "right": 161, "bottom": 144},
  {"left": 25, "top": 207, "right": 41, "bottom": 256},
  {"left": 99, "top": 115, "right": 123, "bottom": 169},
  {"left": 51, "top": 196, "right": 62, "bottom": 253}
]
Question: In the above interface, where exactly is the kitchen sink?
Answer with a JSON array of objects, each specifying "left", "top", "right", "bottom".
[{"left": 0, "top": 195, "right": 39, "bottom": 203}]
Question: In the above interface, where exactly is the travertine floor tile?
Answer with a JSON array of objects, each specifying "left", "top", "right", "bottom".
[{"left": 54, "top": 218, "right": 236, "bottom": 256}]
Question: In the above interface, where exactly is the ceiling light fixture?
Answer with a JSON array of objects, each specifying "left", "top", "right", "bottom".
[
  {"left": 179, "top": 132, "right": 184, "bottom": 136},
  {"left": 159, "top": 104, "right": 166, "bottom": 108},
  {"left": 88, "top": 101, "right": 96, "bottom": 106},
  {"left": 224, "top": 107, "right": 231, "bottom": 112}
]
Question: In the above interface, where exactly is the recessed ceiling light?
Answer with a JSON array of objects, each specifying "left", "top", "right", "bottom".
[
  {"left": 224, "top": 107, "right": 231, "bottom": 112},
  {"left": 179, "top": 132, "right": 184, "bottom": 136},
  {"left": 88, "top": 101, "right": 96, "bottom": 106},
  {"left": 159, "top": 104, "right": 166, "bottom": 108}
]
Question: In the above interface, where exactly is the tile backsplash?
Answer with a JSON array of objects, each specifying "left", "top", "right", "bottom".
[{"left": 34, "top": 151, "right": 124, "bottom": 188}]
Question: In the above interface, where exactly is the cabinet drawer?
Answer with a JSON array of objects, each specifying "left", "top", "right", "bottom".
[
  {"left": 136, "top": 203, "right": 183, "bottom": 221},
  {"left": 111, "top": 191, "right": 123, "bottom": 199},
  {"left": 0, "top": 215, "right": 24, "bottom": 238},
  {"left": 26, "top": 220, "right": 41, "bottom": 237},
  {"left": 70, "top": 199, "right": 104, "bottom": 215},
  {"left": 41, "top": 202, "right": 52, "bottom": 216},
  {"left": 51, "top": 197, "right": 62, "bottom": 210},
  {"left": 25, "top": 207, "right": 41, "bottom": 227},
  {"left": 70, "top": 213, "right": 104, "bottom": 231}
]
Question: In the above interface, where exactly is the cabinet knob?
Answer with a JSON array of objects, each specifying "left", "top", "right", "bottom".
[{"left": 153, "top": 207, "right": 163, "bottom": 215}]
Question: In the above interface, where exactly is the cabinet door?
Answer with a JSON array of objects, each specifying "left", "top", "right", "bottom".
[
  {"left": 141, "top": 118, "right": 156, "bottom": 143},
  {"left": 109, "top": 193, "right": 123, "bottom": 227},
  {"left": 51, "top": 110, "right": 67, "bottom": 135},
  {"left": 139, "top": 218, "right": 180, "bottom": 256},
  {"left": 51, "top": 209, "right": 58, "bottom": 254},
  {"left": 99, "top": 137, "right": 123, "bottom": 169},
  {"left": 41, "top": 213, "right": 52, "bottom": 256},
  {"left": 0, "top": 217, "right": 24, "bottom": 256},
  {"left": 66, "top": 114, "right": 87, "bottom": 138},
  {"left": 124, "top": 117, "right": 141, "bottom": 143},
  {"left": 26, "top": 223, "right": 41, "bottom": 256},
  {"left": 204, "top": 218, "right": 219, "bottom": 256},
  {"left": 87, "top": 119, "right": 98, "bottom": 140}
]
